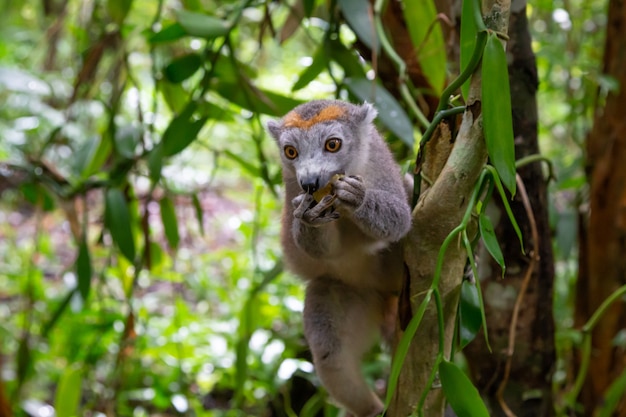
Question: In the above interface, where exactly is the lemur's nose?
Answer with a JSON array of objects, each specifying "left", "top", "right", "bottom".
[{"left": 300, "top": 178, "right": 320, "bottom": 194}]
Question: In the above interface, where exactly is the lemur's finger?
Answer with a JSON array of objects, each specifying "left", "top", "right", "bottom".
[
  {"left": 306, "top": 194, "right": 335, "bottom": 218},
  {"left": 294, "top": 194, "right": 315, "bottom": 218},
  {"left": 334, "top": 175, "right": 365, "bottom": 208}
]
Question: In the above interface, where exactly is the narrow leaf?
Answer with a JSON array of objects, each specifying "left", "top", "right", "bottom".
[
  {"left": 21, "top": 183, "right": 55, "bottom": 211},
  {"left": 55, "top": 365, "right": 83, "bottom": 417},
  {"left": 149, "top": 23, "right": 187, "bottom": 44},
  {"left": 105, "top": 188, "right": 136, "bottom": 262},
  {"left": 175, "top": 9, "right": 230, "bottom": 39},
  {"left": 338, "top": 0, "right": 379, "bottom": 53},
  {"left": 459, "top": 0, "right": 479, "bottom": 100},
  {"left": 459, "top": 280, "right": 482, "bottom": 348},
  {"left": 212, "top": 81, "right": 303, "bottom": 116},
  {"left": 402, "top": 0, "right": 446, "bottom": 95},
  {"left": 159, "top": 79, "right": 187, "bottom": 113},
  {"left": 345, "top": 78, "right": 414, "bottom": 148},
  {"left": 303, "top": 0, "right": 316, "bottom": 17},
  {"left": 326, "top": 38, "right": 366, "bottom": 78},
  {"left": 462, "top": 231, "right": 491, "bottom": 351},
  {"left": 486, "top": 165, "right": 524, "bottom": 252},
  {"left": 482, "top": 33, "right": 516, "bottom": 195},
  {"left": 107, "top": 0, "right": 133, "bottom": 24},
  {"left": 164, "top": 53, "right": 203, "bottom": 83},
  {"left": 114, "top": 125, "right": 140, "bottom": 159},
  {"left": 439, "top": 361, "right": 490, "bottom": 417},
  {"left": 292, "top": 47, "right": 328, "bottom": 91},
  {"left": 191, "top": 193, "right": 205, "bottom": 236},
  {"left": 223, "top": 150, "right": 261, "bottom": 177},
  {"left": 596, "top": 367, "right": 626, "bottom": 417},
  {"left": 78, "top": 136, "right": 112, "bottom": 178},
  {"left": 148, "top": 143, "right": 163, "bottom": 184},
  {"left": 479, "top": 213, "right": 505, "bottom": 276},
  {"left": 76, "top": 239, "right": 92, "bottom": 302},
  {"left": 162, "top": 103, "right": 209, "bottom": 156},
  {"left": 160, "top": 196, "right": 180, "bottom": 250}
]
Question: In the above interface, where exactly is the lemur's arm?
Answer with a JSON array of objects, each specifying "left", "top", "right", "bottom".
[{"left": 334, "top": 175, "right": 412, "bottom": 242}]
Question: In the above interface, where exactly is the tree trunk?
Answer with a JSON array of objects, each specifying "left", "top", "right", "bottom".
[
  {"left": 462, "top": 3, "right": 556, "bottom": 416},
  {"left": 387, "top": 1, "right": 511, "bottom": 415},
  {"left": 575, "top": 0, "right": 626, "bottom": 415}
]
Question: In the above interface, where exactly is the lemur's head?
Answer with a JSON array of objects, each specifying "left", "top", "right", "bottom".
[{"left": 268, "top": 100, "right": 377, "bottom": 194}]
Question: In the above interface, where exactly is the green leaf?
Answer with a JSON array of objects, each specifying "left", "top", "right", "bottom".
[
  {"left": 77, "top": 136, "right": 112, "bottom": 178},
  {"left": 160, "top": 196, "right": 180, "bottom": 250},
  {"left": 175, "top": 9, "right": 230, "bottom": 39},
  {"left": 105, "top": 188, "right": 136, "bottom": 262},
  {"left": 459, "top": 280, "right": 482, "bottom": 348},
  {"left": 211, "top": 52, "right": 257, "bottom": 84},
  {"left": 164, "top": 53, "right": 203, "bottom": 83},
  {"left": 161, "top": 103, "right": 209, "bottom": 156},
  {"left": 54, "top": 365, "right": 83, "bottom": 417},
  {"left": 596, "top": 367, "right": 626, "bottom": 417},
  {"left": 303, "top": 0, "right": 316, "bottom": 17},
  {"left": 192, "top": 193, "right": 205, "bottom": 236},
  {"left": 344, "top": 78, "right": 414, "bottom": 148},
  {"left": 479, "top": 212, "right": 505, "bottom": 275},
  {"left": 213, "top": 81, "right": 303, "bottom": 116},
  {"left": 107, "top": 0, "right": 133, "bottom": 25},
  {"left": 439, "top": 360, "right": 490, "bottom": 417},
  {"left": 148, "top": 143, "right": 163, "bottom": 184},
  {"left": 326, "top": 38, "right": 366, "bottom": 78},
  {"left": 460, "top": 0, "right": 478, "bottom": 100},
  {"left": 223, "top": 150, "right": 261, "bottom": 178},
  {"left": 292, "top": 47, "right": 328, "bottom": 91},
  {"left": 114, "top": 125, "right": 140, "bottom": 159},
  {"left": 402, "top": 0, "right": 446, "bottom": 95},
  {"left": 147, "top": 241, "right": 165, "bottom": 271},
  {"left": 485, "top": 165, "right": 524, "bottom": 252},
  {"left": 76, "top": 239, "right": 92, "bottom": 302},
  {"left": 149, "top": 22, "right": 187, "bottom": 44},
  {"left": 482, "top": 32, "right": 516, "bottom": 195},
  {"left": 21, "top": 183, "right": 55, "bottom": 211},
  {"left": 462, "top": 231, "right": 491, "bottom": 351},
  {"left": 338, "top": 0, "right": 379, "bottom": 53},
  {"left": 159, "top": 79, "right": 187, "bottom": 113}
]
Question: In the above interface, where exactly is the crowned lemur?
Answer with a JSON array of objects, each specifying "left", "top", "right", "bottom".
[{"left": 268, "top": 100, "right": 412, "bottom": 417}]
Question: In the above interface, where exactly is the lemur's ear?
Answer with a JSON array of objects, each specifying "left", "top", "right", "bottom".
[
  {"left": 267, "top": 120, "right": 282, "bottom": 140},
  {"left": 353, "top": 102, "right": 378, "bottom": 125}
]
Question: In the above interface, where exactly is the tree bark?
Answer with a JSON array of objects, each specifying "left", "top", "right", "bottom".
[
  {"left": 388, "top": 1, "right": 511, "bottom": 415},
  {"left": 462, "top": 2, "right": 556, "bottom": 416},
  {"left": 575, "top": 0, "right": 626, "bottom": 415}
]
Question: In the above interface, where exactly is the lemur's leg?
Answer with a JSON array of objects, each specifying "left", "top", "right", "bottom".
[{"left": 304, "top": 277, "right": 385, "bottom": 417}]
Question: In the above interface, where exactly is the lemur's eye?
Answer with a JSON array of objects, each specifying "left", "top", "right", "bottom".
[
  {"left": 325, "top": 138, "right": 342, "bottom": 153},
  {"left": 284, "top": 145, "right": 298, "bottom": 159}
]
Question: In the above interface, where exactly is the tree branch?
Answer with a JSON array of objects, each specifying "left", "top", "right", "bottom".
[{"left": 389, "top": 1, "right": 511, "bottom": 415}]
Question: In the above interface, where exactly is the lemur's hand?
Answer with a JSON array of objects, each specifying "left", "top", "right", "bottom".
[
  {"left": 334, "top": 175, "right": 366, "bottom": 211},
  {"left": 293, "top": 193, "right": 339, "bottom": 226}
]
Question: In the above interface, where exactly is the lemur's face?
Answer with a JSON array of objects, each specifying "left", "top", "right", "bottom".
[{"left": 268, "top": 101, "right": 374, "bottom": 194}]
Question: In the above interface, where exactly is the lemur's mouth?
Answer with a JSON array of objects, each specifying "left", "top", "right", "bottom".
[{"left": 312, "top": 174, "right": 345, "bottom": 203}]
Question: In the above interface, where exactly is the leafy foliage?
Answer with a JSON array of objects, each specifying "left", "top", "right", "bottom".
[{"left": 0, "top": 0, "right": 619, "bottom": 416}]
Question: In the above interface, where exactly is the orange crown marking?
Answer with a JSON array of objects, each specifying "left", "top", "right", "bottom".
[{"left": 283, "top": 105, "right": 347, "bottom": 129}]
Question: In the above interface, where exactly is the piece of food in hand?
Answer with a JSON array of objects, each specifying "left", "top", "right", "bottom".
[{"left": 313, "top": 174, "right": 345, "bottom": 203}]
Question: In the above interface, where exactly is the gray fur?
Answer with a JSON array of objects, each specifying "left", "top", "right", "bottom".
[{"left": 268, "top": 100, "right": 412, "bottom": 417}]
